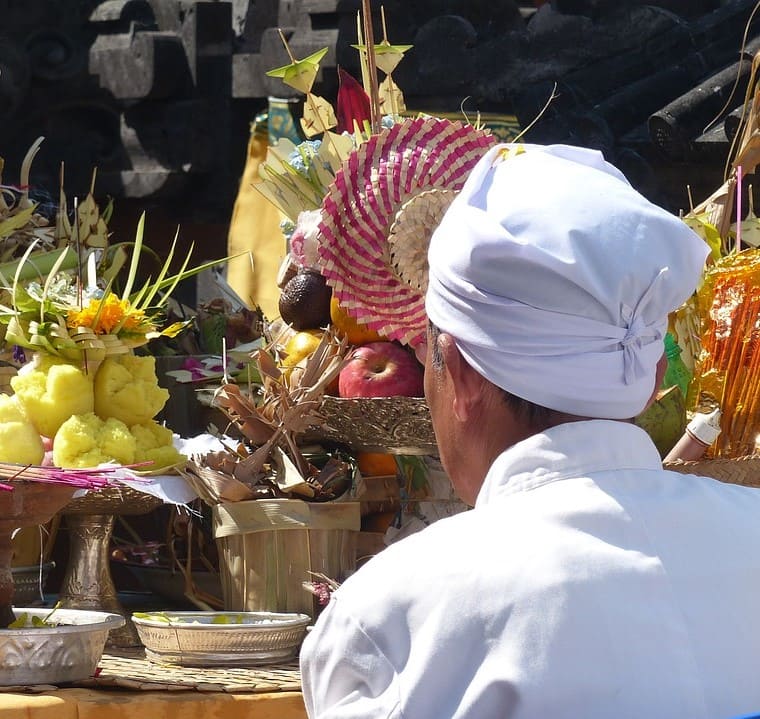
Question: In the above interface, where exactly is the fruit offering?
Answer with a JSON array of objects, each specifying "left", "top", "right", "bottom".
[
  {"left": 0, "top": 393, "right": 44, "bottom": 465},
  {"left": 258, "top": 28, "right": 493, "bottom": 397},
  {"left": 0, "top": 208, "right": 219, "bottom": 472},
  {"left": 94, "top": 354, "right": 169, "bottom": 426},
  {"left": 11, "top": 355, "right": 94, "bottom": 438},
  {"left": 338, "top": 341, "right": 423, "bottom": 399}
]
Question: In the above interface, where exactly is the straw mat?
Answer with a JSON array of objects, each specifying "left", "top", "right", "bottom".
[{"left": 0, "top": 648, "right": 301, "bottom": 694}]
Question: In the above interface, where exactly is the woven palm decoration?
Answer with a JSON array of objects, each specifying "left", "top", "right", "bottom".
[{"left": 317, "top": 116, "right": 495, "bottom": 348}]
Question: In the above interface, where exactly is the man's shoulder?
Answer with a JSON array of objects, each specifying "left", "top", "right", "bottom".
[{"left": 333, "top": 505, "right": 527, "bottom": 610}]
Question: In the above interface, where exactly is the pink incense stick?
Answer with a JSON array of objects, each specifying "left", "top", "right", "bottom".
[{"left": 737, "top": 165, "right": 743, "bottom": 252}]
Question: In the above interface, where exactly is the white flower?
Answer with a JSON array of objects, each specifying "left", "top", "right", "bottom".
[{"left": 289, "top": 209, "right": 323, "bottom": 270}]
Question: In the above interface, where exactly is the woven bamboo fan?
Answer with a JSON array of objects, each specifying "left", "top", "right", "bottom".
[
  {"left": 317, "top": 117, "right": 496, "bottom": 348},
  {"left": 388, "top": 188, "right": 457, "bottom": 296},
  {"left": 665, "top": 455, "right": 760, "bottom": 488}
]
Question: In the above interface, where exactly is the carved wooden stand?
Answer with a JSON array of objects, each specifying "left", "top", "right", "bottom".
[{"left": 59, "top": 487, "right": 162, "bottom": 647}]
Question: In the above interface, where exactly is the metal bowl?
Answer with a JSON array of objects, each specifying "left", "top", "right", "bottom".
[
  {"left": 132, "top": 610, "right": 311, "bottom": 667},
  {"left": 0, "top": 607, "right": 125, "bottom": 686},
  {"left": 12, "top": 562, "right": 55, "bottom": 606}
]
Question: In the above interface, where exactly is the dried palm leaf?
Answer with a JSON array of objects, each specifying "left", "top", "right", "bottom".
[{"left": 201, "top": 327, "right": 351, "bottom": 504}]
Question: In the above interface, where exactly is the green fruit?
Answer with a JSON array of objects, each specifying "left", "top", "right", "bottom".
[
  {"left": 634, "top": 385, "right": 686, "bottom": 458},
  {"left": 279, "top": 269, "right": 332, "bottom": 330}
]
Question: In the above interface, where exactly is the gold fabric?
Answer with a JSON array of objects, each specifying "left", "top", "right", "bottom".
[
  {"left": 226, "top": 129, "right": 285, "bottom": 322},
  {"left": 0, "top": 688, "right": 307, "bottom": 719}
]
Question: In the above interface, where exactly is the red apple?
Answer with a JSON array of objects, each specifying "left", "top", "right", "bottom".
[{"left": 338, "top": 342, "right": 424, "bottom": 398}]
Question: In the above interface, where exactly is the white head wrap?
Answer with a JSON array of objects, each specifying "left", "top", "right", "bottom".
[{"left": 425, "top": 144, "right": 709, "bottom": 419}]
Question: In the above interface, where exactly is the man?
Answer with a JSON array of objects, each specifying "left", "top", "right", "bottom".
[{"left": 300, "top": 144, "right": 760, "bottom": 717}]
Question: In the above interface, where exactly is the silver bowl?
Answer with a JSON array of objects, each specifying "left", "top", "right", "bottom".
[
  {"left": 0, "top": 607, "right": 125, "bottom": 686},
  {"left": 132, "top": 610, "right": 311, "bottom": 667}
]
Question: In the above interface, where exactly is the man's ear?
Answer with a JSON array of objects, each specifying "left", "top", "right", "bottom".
[{"left": 438, "top": 333, "right": 485, "bottom": 422}]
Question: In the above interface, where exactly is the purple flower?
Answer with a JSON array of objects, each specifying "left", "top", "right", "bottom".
[{"left": 312, "top": 582, "right": 332, "bottom": 606}]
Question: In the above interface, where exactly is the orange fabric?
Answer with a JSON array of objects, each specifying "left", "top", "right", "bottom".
[
  {"left": 227, "top": 130, "right": 286, "bottom": 322},
  {"left": 0, "top": 689, "right": 307, "bottom": 719}
]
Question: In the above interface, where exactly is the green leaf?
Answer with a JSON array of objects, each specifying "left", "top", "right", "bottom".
[
  {"left": 266, "top": 48, "right": 329, "bottom": 94},
  {"left": 133, "top": 611, "right": 173, "bottom": 623},
  {"left": 0, "top": 247, "right": 77, "bottom": 289},
  {"left": 8, "top": 613, "right": 28, "bottom": 628},
  {"left": 683, "top": 213, "right": 722, "bottom": 262},
  {"left": 121, "top": 212, "right": 145, "bottom": 301}
]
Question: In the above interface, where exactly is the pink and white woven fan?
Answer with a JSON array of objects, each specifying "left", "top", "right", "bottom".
[{"left": 317, "top": 117, "right": 496, "bottom": 348}]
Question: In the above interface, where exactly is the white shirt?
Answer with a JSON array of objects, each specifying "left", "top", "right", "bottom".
[{"left": 300, "top": 420, "right": 760, "bottom": 718}]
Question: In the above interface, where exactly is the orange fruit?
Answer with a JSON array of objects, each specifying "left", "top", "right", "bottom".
[
  {"left": 281, "top": 330, "right": 323, "bottom": 368},
  {"left": 330, "top": 297, "right": 385, "bottom": 345},
  {"left": 357, "top": 451, "right": 398, "bottom": 477}
]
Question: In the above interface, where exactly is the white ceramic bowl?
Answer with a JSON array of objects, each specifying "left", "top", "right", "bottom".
[
  {"left": 0, "top": 607, "right": 124, "bottom": 686},
  {"left": 132, "top": 610, "right": 310, "bottom": 667}
]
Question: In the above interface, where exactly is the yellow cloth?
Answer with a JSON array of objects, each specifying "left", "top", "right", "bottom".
[
  {"left": 11, "top": 525, "right": 42, "bottom": 566},
  {"left": 226, "top": 130, "right": 286, "bottom": 322},
  {"left": 0, "top": 688, "right": 307, "bottom": 719}
]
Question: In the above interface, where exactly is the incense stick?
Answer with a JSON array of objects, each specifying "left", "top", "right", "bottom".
[{"left": 737, "top": 165, "right": 743, "bottom": 252}]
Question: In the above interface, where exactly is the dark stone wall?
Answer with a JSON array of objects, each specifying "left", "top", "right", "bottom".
[{"left": 0, "top": 0, "right": 756, "bottom": 240}]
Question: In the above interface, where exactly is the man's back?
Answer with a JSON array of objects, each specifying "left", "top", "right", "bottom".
[{"left": 301, "top": 421, "right": 760, "bottom": 718}]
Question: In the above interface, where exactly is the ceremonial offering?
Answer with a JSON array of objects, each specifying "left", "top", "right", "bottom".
[
  {"left": 0, "top": 607, "right": 124, "bottom": 686},
  {"left": 132, "top": 610, "right": 310, "bottom": 667},
  {"left": 242, "top": 12, "right": 495, "bottom": 459},
  {"left": 663, "top": 56, "right": 760, "bottom": 479},
  {"left": 316, "top": 116, "right": 495, "bottom": 348},
  {"left": 687, "top": 250, "right": 760, "bottom": 458}
]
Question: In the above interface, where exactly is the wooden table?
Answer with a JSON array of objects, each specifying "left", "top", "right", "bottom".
[
  {"left": 0, "top": 649, "right": 308, "bottom": 719},
  {"left": 0, "top": 687, "right": 307, "bottom": 718}
]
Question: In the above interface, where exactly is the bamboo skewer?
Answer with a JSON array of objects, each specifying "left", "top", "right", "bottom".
[
  {"left": 361, "top": 0, "right": 382, "bottom": 133},
  {"left": 380, "top": 6, "right": 398, "bottom": 118}
]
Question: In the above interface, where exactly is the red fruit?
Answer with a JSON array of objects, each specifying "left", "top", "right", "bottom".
[{"left": 338, "top": 342, "right": 424, "bottom": 398}]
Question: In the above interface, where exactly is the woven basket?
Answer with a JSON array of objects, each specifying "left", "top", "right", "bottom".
[
  {"left": 305, "top": 396, "right": 437, "bottom": 455},
  {"left": 664, "top": 455, "right": 760, "bottom": 488},
  {"left": 212, "top": 499, "right": 360, "bottom": 619}
]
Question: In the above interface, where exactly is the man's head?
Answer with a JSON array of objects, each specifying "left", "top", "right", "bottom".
[{"left": 424, "top": 144, "right": 708, "bottom": 502}]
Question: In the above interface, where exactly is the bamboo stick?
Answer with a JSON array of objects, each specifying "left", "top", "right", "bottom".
[{"left": 362, "top": 0, "right": 382, "bottom": 133}]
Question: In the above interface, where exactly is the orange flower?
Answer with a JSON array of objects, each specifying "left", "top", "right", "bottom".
[{"left": 66, "top": 295, "right": 153, "bottom": 335}]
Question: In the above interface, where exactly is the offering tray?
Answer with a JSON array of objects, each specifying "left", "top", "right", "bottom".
[
  {"left": 0, "top": 608, "right": 124, "bottom": 686},
  {"left": 308, "top": 396, "right": 437, "bottom": 455},
  {"left": 132, "top": 610, "right": 311, "bottom": 667},
  {"left": 664, "top": 454, "right": 760, "bottom": 487},
  {"left": 60, "top": 485, "right": 164, "bottom": 648}
]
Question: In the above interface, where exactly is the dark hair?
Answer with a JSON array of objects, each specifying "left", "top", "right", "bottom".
[{"left": 428, "top": 320, "right": 555, "bottom": 429}]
